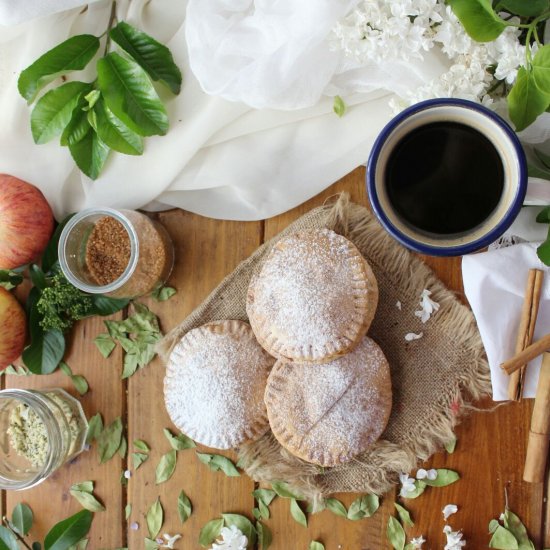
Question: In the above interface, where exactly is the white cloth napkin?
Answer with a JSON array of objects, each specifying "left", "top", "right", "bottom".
[
  {"left": 0, "top": 0, "right": 454, "bottom": 221},
  {"left": 462, "top": 243, "right": 550, "bottom": 401},
  {"left": 0, "top": 0, "right": 101, "bottom": 26}
]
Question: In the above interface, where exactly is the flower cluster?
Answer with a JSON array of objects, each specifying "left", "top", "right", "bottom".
[{"left": 331, "top": 0, "right": 528, "bottom": 111}]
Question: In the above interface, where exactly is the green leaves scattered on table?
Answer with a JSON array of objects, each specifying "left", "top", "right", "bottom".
[
  {"left": 256, "top": 521, "right": 272, "bottom": 550},
  {"left": 151, "top": 285, "right": 177, "bottom": 302},
  {"left": 199, "top": 514, "right": 258, "bottom": 549},
  {"left": 89, "top": 415, "right": 125, "bottom": 464},
  {"left": 155, "top": 449, "right": 177, "bottom": 484},
  {"left": 198, "top": 518, "right": 224, "bottom": 548},
  {"left": 94, "top": 302, "right": 162, "bottom": 379},
  {"left": 196, "top": 452, "right": 240, "bottom": 477},
  {"left": 448, "top": 0, "right": 550, "bottom": 131},
  {"left": 325, "top": 498, "right": 348, "bottom": 518},
  {"left": 178, "top": 490, "right": 193, "bottom": 524},
  {"left": 69, "top": 481, "right": 105, "bottom": 512},
  {"left": 59, "top": 362, "right": 89, "bottom": 396},
  {"left": 164, "top": 428, "right": 196, "bottom": 450},
  {"left": 387, "top": 515, "right": 406, "bottom": 550},
  {"left": 43, "top": 509, "right": 93, "bottom": 550},
  {"left": 488, "top": 507, "right": 535, "bottom": 549},
  {"left": 271, "top": 481, "right": 304, "bottom": 500},
  {"left": 347, "top": 494, "right": 379, "bottom": 520},
  {"left": 18, "top": 21, "right": 182, "bottom": 179},
  {"left": 289, "top": 498, "right": 308, "bottom": 527},
  {"left": 146, "top": 498, "right": 164, "bottom": 539},
  {"left": 309, "top": 542, "right": 325, "bottom": 550},
  {"left": 11, "top": 503, "right": 33, "bottom": 536},
  {"left": 252, "top": 489, "right": 277, "bottom": 521},
  {"left": 333, "top": 96, "right": 346, "bottom": 117},
  {"left": 394, "top": 503, "right": 414, "bottom": 527},
  {"left": 444, "top": 437, "right": 457, "bottom": 454}
]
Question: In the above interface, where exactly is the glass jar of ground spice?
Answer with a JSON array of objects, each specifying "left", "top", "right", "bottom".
[
  {"left": 0, "top": 388, "right": 88, "bottom": 490},
  {"left": 58, "top": 208, "right": 174, "bottom": 299}
]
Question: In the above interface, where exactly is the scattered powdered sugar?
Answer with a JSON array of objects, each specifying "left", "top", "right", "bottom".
[
  {"left": 248, "top": 229, "right": 375, "bottom": 361},
  {"left": 266, "top": 336, "right": 392, "bottom": 466},
  {"left": 405, "top": 332, "right": 423, "bottom": 341},
  {"left": 164, "top": 321, "right": 273, "bottom": 449}
]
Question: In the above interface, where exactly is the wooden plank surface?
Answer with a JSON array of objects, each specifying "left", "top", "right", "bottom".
[{"left": 0, "top": 166, "right": 544, "bottom": 549}]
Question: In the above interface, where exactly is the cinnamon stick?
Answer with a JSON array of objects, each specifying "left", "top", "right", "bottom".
[
  {"left": 523, "top": 352, "right": 550, "bottom": 482},
  {"left": 500, "top": 333, "right": 550, "bottom": 376},
  {"left": 508, "top": 269, "right": 544, "bottom": 401}
]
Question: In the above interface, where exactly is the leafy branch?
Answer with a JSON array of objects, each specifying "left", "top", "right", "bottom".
[{"left": 18, "top": 13, "right": 182, "bottom": 179}]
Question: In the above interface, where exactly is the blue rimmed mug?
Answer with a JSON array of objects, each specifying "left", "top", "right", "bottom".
[{"left": 366, "top": 98, "right": 527, "bottom": 256}]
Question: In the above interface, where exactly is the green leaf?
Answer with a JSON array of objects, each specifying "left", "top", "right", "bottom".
[
  {"left": 146, "top": 498, "right": 163, "bottom": 540},
  {"left": 93, "top": 98, "right": 144, "bottom": 155},
  {"left": 85, "top": 413, "right": 103, "bottom": 445},
  {"left": 96, "top": 416, "right": 123, "bottom": 463},
  {"left": 97, "top": 52, "right": 168, "bottom": 137},
  {"left": 60, "top": 102, "right": 90, "bottom": 147},
  {"left": 222, "top": 514, "right": 257, "bottom": 547},
  {"left": 508, "top": 67, "right": 550, "bottom": 132},
  {"left": 84, "top": 90, "right": 100, "bottom": 110},
  {"left": 503, "top": 509, "right": 535, "bottom": 549},
  {"left": 94, "top": 334, "right": 116, "bottom": 358},
  {"left": 164, "top": 428, "right": 196, "bottom": 450},
  {"left": 121, "top": 353, "right": 139, "bottom": 379},
  {"left": 151, "top": 286, "right": 177, "bottom": 302},
  {"left": 0, "top": 526, "right": 19, "bottom": 550},
  {"left": 70, "top": 374, "right": 89, "bottom": 396},
  {"left": 271, "top": 481, "right": 304, "bottom": 500},
  {"left": 309, "top": 543, "right": 325, "bottom": 550},
  {"left": 44, "top": 510, "right": 93, "bottom": 550},
  {"left": 196, "top": 452, "right": 240, "bottom": 476},
  {"left": 448, "top": 0, "right": 506, "bottom": 41},
  {"left": 394, "top": 503, "right": 414, "bottom": 527},
  {"left": 258, "top": 500, "right": 270, "bottom": 520},
  {"left": 68, "top": 127, "right": 110, "bottom": 180},
  {"left": 29, "top": 264, "right": 47, "bottom": 290},
  {"left": 118, "top": 435, "right": 127, "bottom": 458},
  {"left": 144, "top": 539, "right": 159, "bottom": 550},
  {"left": 22, "top": 327, "right": 65, "bottom": 375},
  {"left": 69, "top": 489, "right": 105, "bottom": 512},
  {"left": 11, "top": 503, "right": 33, "bottom": 536},
  {"left": 199, "top": 518, "right": 223, "bottom": 548},
  {"left": 489, "top": 519, "right": 500, "bottom": 534},
  {"left": 401, "top": 480, "right": 426, "bottom": 499},
  {"left": 422, "top": 468, "right": 460, "bottom": 487},
  {"left": 0, "top": 270, "right": 23, "bottom": 291},
  {"left": 256, "top": 521, "right": 272, "bottom": 550},
  {"left": 155, "top": 449, "right": 177, "bottom": 484},
  {"left": 125, "top": 504, "right": 132, "bottom": 521},
  {"left": 177, "top": 490, "right": 192, "bottom": 523},
  {"left": 347, "top": 494, "right": 380, "bottom": 520},
  {"left": 532, "top": 44, "right": 550, "bottom": 94},
  {"left": 109, "top": 21, "right": 182, "bottom": 94},
  {"left": 89, "top": 296, "right": 129, "bottom": 316},
  {"left": 31, "top": 81, "right": 92, "bottom": 144},
  {"left": 67, "top": 539, "right": 88, "bottom": 550},
  {"left": 132, "top": 452, "right": 148, "bottom": 470},
  {"left": 41, "top": 214, "right": 75, "bottom": 273},
  {"left": 387, "top": 516, "right": 406, "bottom": 550},
  {"left": 536, "top": 206, "right": 550, "bottom": 223},
  {"left": 18, "top": 35, "right": 100, "bottom": 103},
  {"left": 444, "top": 437, "right": 457, "bottom": 454},
  {"left": 333, "top": 96, "right": 346, "bottom": 117},
  {"left": 325, "top": 498, "right": 347, "bottom": 518},
  {"left": 253, "top": 489, "right": 277, "bottom": 506},
  {"left": 489, "top": 525, "right": 519, "bottom": 549},
  {"left": 537, "top": 229, "right": 550, "bottom": 265},
  {"left": 499, "top": 0, "right": 549, "bottom": 16},
  {"left": 290, "top": 498, "right": 307, "bottom": 527},
  {"left": 133, "top": 439, "right": 150, "bottom": 452},
  {"left": 70, "top": 481, "right": 93, "bottom": 493}
]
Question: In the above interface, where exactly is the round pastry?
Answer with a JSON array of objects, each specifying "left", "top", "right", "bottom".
[
  {"left": 265, "top": 336, "right": 392, "bottom": 466},
  {"left": 247, "top": 228, "right": 378, "bottom": 363},
  {"left": 164, "top": 320, "right": 274, "bottom": 449}
]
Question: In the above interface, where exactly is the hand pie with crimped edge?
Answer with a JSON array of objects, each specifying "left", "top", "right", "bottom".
[
  {"left": 247, "top": 228, "right": 378, "bottom": 363},
  {"left": 163, "top": 320, "right": 275, "bottom": 449},
  {"left": 264, "top": 336, "right": 392, "bottom": 467}
]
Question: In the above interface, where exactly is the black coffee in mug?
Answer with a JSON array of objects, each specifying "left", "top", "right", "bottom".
[
  {"left": 366, "top": 99, "right": 527, "bottom": 256},
  {"left": 385, "top": 121, "right": 505, "bottom": 235}
]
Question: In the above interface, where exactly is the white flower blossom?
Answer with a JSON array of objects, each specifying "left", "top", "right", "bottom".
[
  {"left": 416, "top": 468, "right": 437, "bottom": 480},
  {"left": 415, "top": 289, "right": 440, "bottom": 323},
  {"left": 443, "top": 504, "right": 458, "bottom": 520},
  {"left": 124, "top": 470, "right": 132, "bottom": 479},
  {"left": 396, "top": 300, "right": 402, "bottom": 310},
  {"left": 405, "top": 332, "right": 423, "bottom": 341},
  {"left": 411, "top": 536, "right": 426, "bottom": 549},
  {"left": 443, "top": 525, "right": 466, "bottom": 550},
  {"left": 161, "top": 533, "right": 182, "bottom": 549},
  {"left": 399, "top": 472, "right": 417, "bottom": 496},
  {"left": 211, "top": 526, "right": 248, "bottom": 550}
]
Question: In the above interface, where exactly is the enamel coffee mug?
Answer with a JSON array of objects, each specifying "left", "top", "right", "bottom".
[{"left": 366, "top": 98, "right": 527, "bottom": 256}]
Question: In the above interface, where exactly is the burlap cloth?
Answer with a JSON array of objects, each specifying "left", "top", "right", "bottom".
[{"left": 157, "top": 194, "right": 492, "bottom": 504}]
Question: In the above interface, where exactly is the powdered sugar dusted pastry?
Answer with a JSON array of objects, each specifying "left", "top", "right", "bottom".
[
  {"left": 164, "top": 320, "right": 274, "bottom": 449},
  {"left": 265, "top": 336, "right": 392, "bottom": 466},
  {"left": 247, "top": 228, "right": 378, "bottom": 363}
]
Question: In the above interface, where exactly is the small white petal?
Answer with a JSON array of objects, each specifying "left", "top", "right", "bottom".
[
  {"left": 405, "top": 332, "right": 423, "bottom": 341},
  {"left": 416, "top": 468, "right": 428, "bottom": 479},
  {"left": 443, "top": 504, "right": 458, "bottom": 520},
  {"left": 396, "top": 300, "right": 402, "bottom": 310},
  {"left": 124, "top": 470, "right": 132, "bottom": 479},
  {"left": 427, "top": 468, "right": 438, "bottom": 480},
  {"left": 130, "top": 522, "right": 139, "bottom": 531}
]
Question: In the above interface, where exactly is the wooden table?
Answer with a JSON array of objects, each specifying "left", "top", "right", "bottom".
[{"left": 2, "top": 167, "right": 546, "bottom": 549}]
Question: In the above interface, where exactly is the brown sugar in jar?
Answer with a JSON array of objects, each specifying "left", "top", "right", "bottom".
[{"left": 58, "top": 208, "right": 174, "bottom": 299}]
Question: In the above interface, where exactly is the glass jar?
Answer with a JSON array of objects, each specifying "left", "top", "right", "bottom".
[
  {"left": 58, "top": 207, "right": 174, "bottom": 299},
  {"left": 0, "top": 388, "right": 88, "bottom": 490}
]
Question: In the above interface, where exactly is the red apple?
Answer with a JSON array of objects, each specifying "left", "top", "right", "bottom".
[
  {"left": 0, "top": 287, "right": 26, "bottom": 370},
  {"left": 0, "top": 174, "right": 54, "bottom": 269}
]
